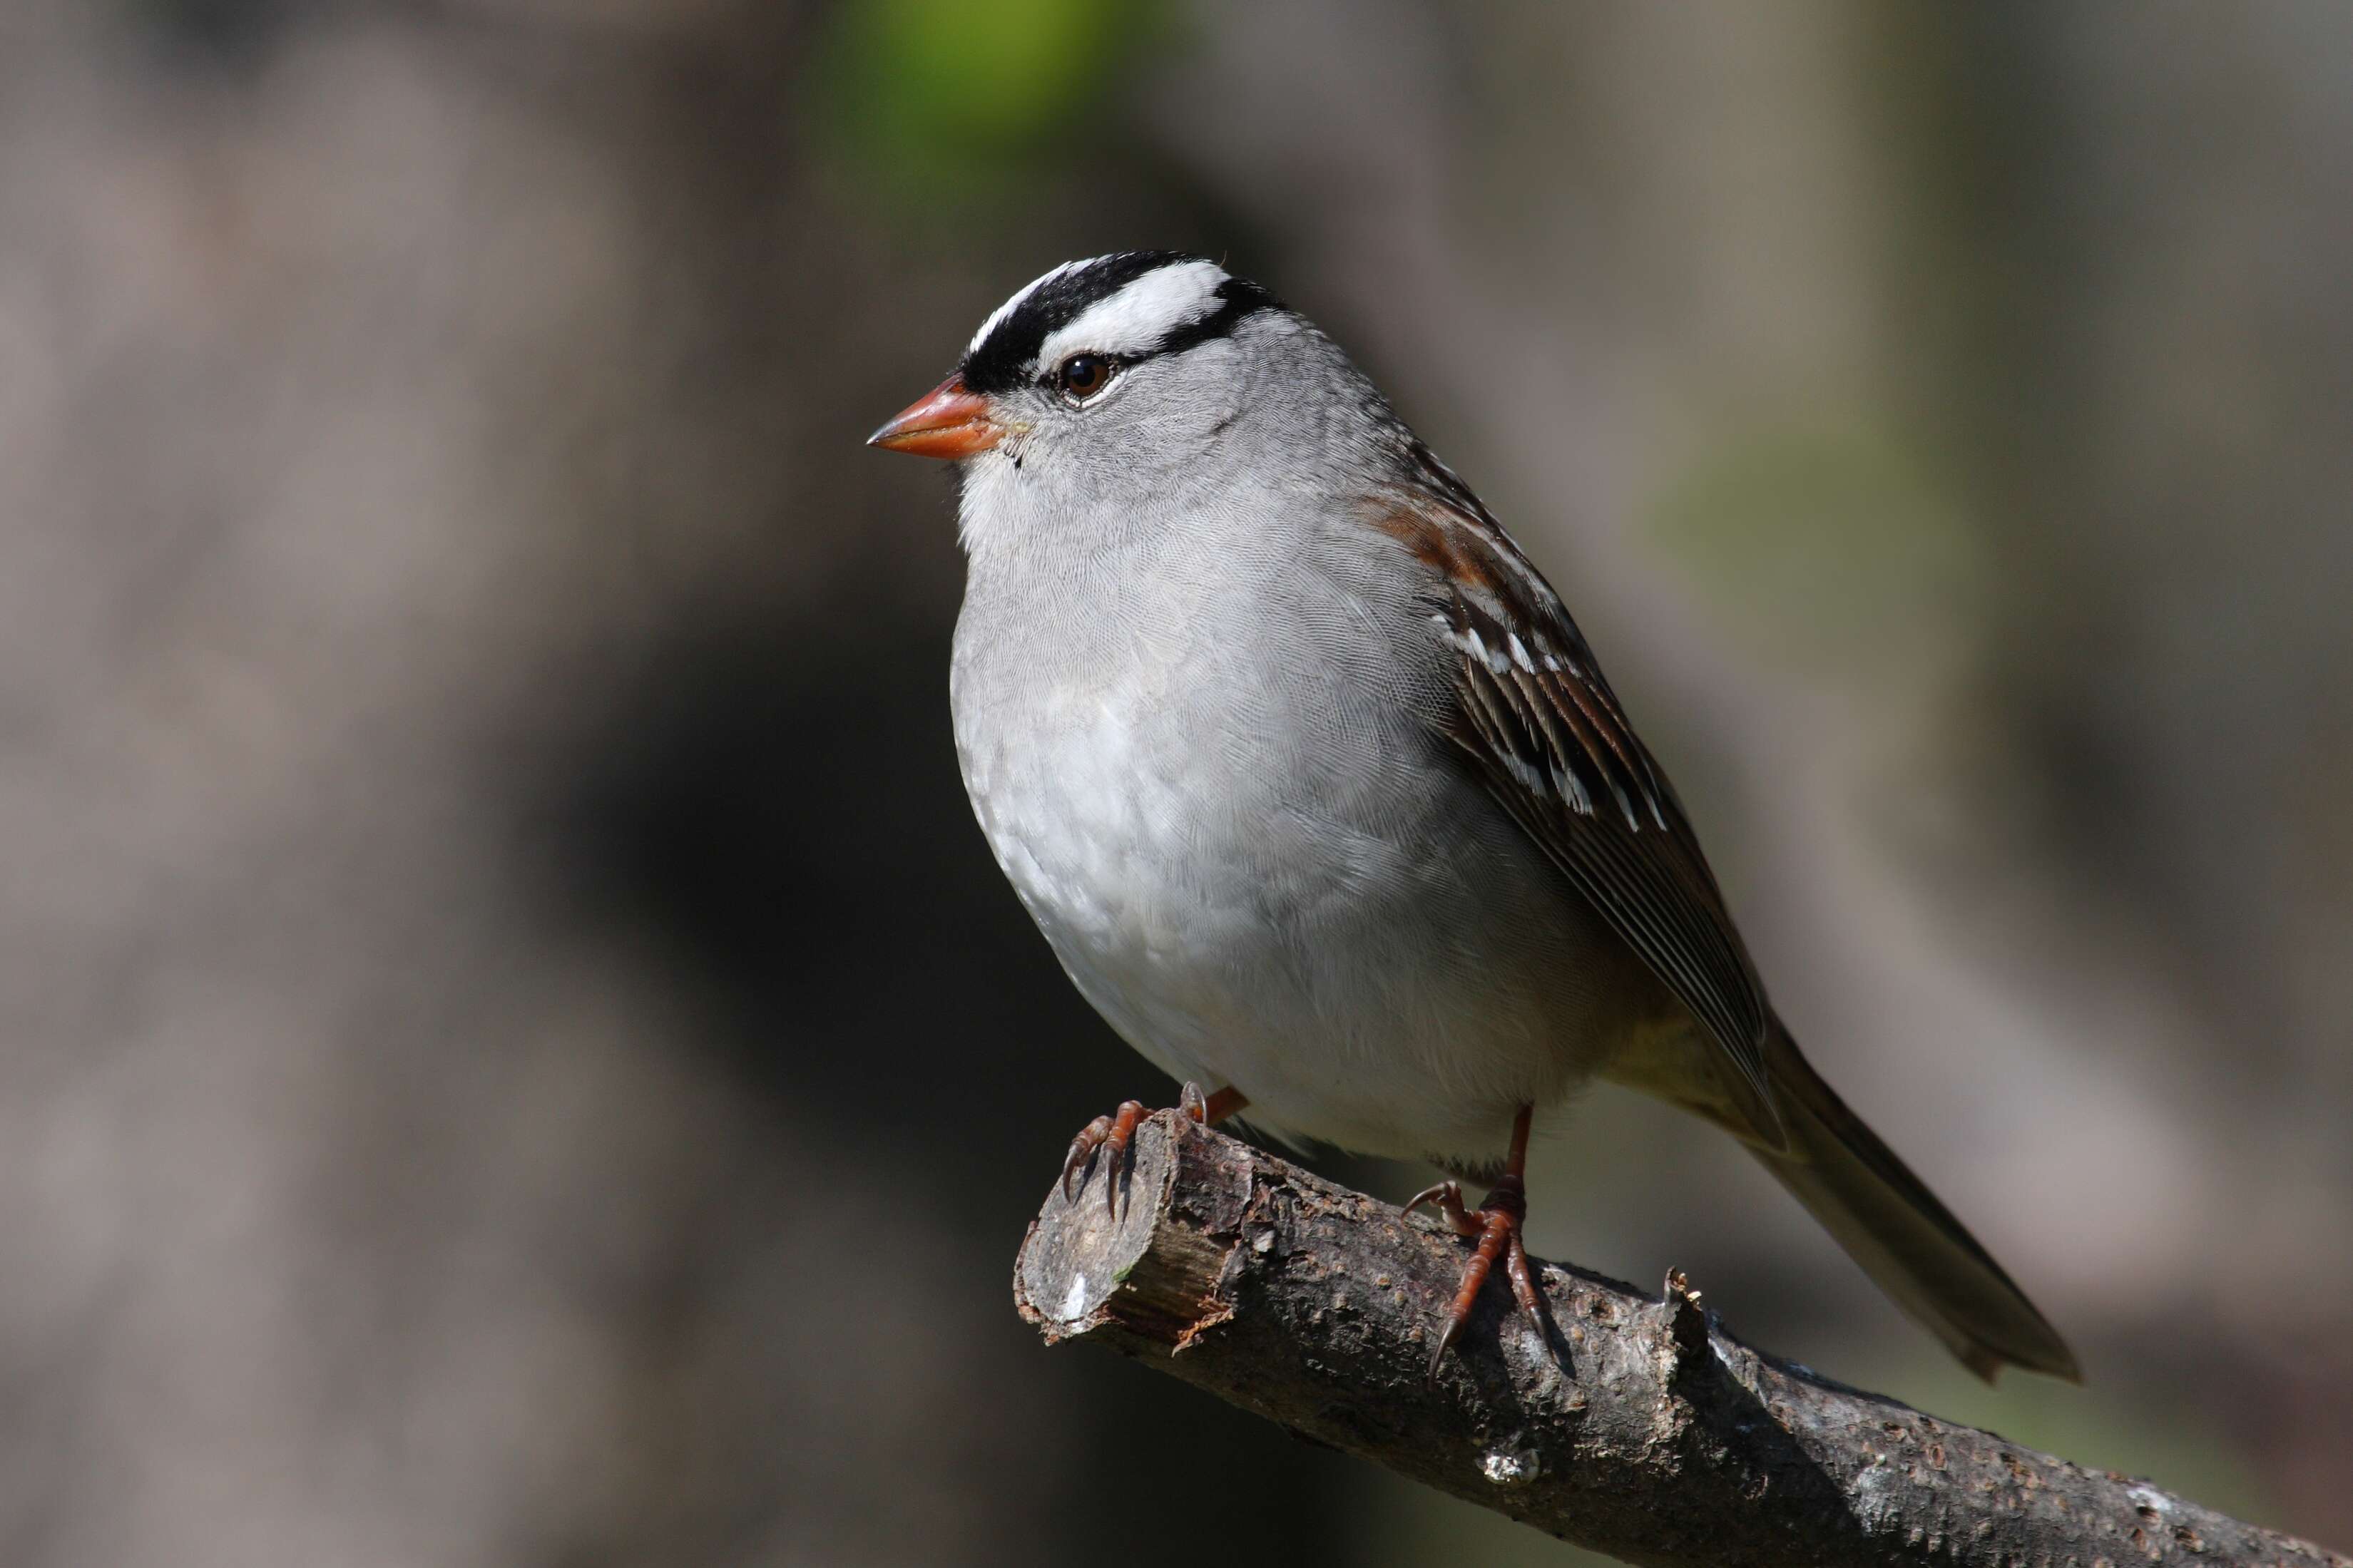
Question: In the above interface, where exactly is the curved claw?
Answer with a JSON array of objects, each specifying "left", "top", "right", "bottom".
[
  {"left": 1504, "top": 1229, "right": 1564, "bottom": 1372},
  {"left": 1062, "top": 1114, "right": 1115, "bottom": 1201},
  {"left": 1421, "top": 1110, "right": 1561, "bottom": 1379},
  {"left": 1429, "top": 1199, "right": 1516, "bottom": 1378},
  {"left": 1404, "top": 1180, "right": 1479, "bottom": 1236},
  {"left": 1099, "top": 1100, "right": 1146, "bottom": 1214},
  {"left": 1429, "top": 1311, "right": 1467, "bottom": 1378},
  {"left": 1058, "top": 1087, "right": 1250, "bottom": 1211}
]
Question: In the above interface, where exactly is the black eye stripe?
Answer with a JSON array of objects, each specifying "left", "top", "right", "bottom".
[
  {"left": 1148, "top": 277, "right": 1277, "bottom": 359},
  {"left": 960, "top": 252, "right": 1185, "bottom": 395},
  {"left": 959, "top": 255, "right": 1282, "bottom": 395}
]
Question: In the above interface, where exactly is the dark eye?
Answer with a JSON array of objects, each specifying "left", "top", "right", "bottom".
[{"left": 1054, "top": 353, "right": 1116, "bottom": 401}]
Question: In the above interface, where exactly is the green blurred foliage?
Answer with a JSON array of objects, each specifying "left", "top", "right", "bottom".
[
  {"left": 817, "top": 0, "right": 1158, "bottom": 196},
  {"left": 1645, "top": 423, "right": 1985, "bottom": 672}
]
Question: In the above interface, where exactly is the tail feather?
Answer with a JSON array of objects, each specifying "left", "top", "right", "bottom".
[
  {"left": 1613, "top": 1023, "right": 2081, "bottom": 1383},
  {"left": 1744, "top": 1029, "right": 2079, "bottom": 1383}
]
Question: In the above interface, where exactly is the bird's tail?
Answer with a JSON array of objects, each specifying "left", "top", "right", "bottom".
[{"left": 1734, "top": 1028, "right": 2079, "bottom": 1383}]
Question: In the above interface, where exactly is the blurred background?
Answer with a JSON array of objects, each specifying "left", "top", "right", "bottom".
[{"left": 3, "top": 1, "right": 2349, "bottom": 1562}]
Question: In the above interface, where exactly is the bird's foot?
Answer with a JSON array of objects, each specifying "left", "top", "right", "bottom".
[
  {"left": 1060, "top": 1082, "right": 1246, "bottom": 1215},
  {"left": 1404, "top": 1171, "right": 1557, "bottom": 1376}
]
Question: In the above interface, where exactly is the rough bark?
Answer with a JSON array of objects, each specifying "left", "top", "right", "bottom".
[{"left": 1014, "top": 1112, "right": 2343, "bottom": 1568}]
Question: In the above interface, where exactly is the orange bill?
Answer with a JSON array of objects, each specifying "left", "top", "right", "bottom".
[{"left": 867, "top": 375, "right": 1003, "bottom": 459}]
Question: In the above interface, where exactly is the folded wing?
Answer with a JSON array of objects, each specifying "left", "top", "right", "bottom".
[{"left": 1371, "top": 444, "right": 1785, "bottom": 1149}]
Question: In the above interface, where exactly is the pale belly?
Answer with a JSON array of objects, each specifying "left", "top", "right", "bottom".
[{"left": 952, "top": 672, "right": 1665, "bottom": 1167}]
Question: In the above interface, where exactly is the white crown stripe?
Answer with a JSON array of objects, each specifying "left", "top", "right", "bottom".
[
  {"left": 966, "top": 260, "right": 1084, "bottom": 357},
  {"left": 1033, "top": 260, "right": 1230, "bottom": 370}
]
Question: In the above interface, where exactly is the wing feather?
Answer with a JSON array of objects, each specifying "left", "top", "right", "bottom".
[{"left": 1370, "top": 452, "right": 1785, "bottom": 1147}]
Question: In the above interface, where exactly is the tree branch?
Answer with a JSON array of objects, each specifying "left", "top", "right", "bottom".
[{"left": 1014, "top": 1111, "right": 2342, "bottom": 1568}]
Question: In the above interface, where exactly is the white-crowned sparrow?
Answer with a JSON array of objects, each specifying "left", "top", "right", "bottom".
[{"left": 869, "top": 252, "right": 2077, "bottom": 1383}]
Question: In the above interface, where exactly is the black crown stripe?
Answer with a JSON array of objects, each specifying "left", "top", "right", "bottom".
[{"left": 959, "top": 254, "right": 1280, "bottom": 394}]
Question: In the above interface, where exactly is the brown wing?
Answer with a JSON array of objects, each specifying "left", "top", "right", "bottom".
[{"left": 1374, "top": 443, "right": 1787, "bottom": 1149}]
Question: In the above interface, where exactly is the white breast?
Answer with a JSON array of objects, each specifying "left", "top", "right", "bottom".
[
  {"left": 954, "top": 670, "right": 1242, "bottom": 1080},
  {"left": 951, "top": 624, "right": 1656, "bottom": 1166},
  {"left": 944, "top": 471, "right": 1662, "bottom": 1166}
]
